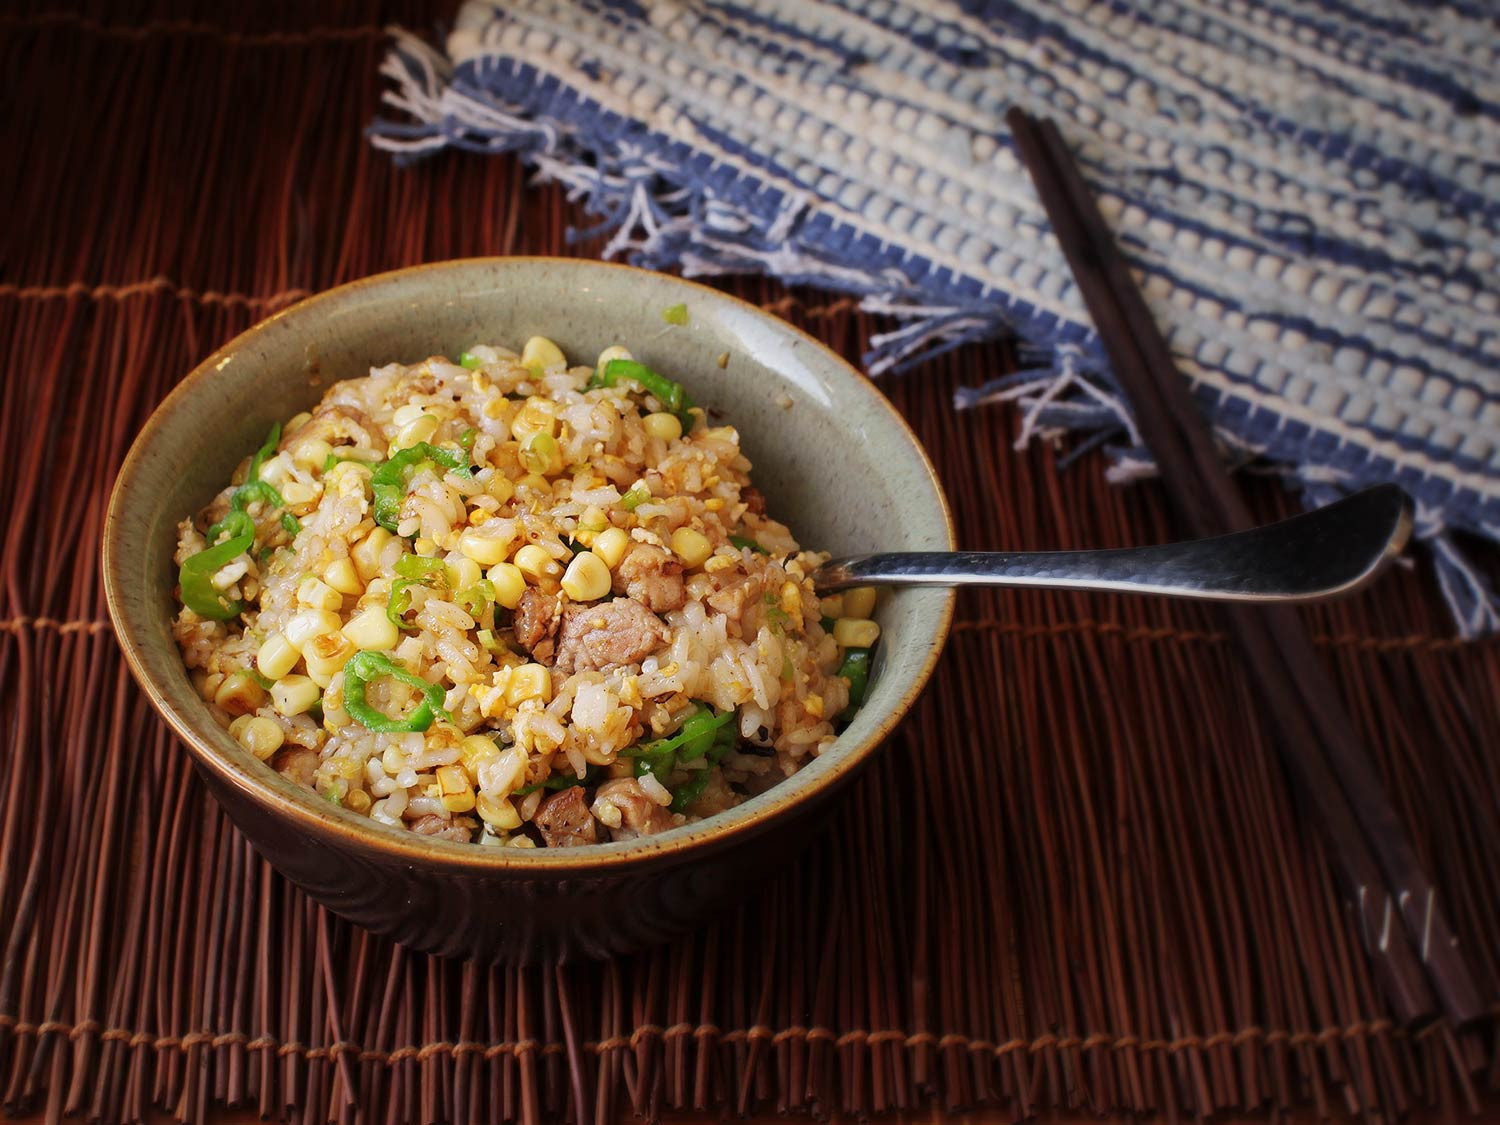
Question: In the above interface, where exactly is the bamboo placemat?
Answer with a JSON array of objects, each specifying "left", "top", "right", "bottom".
[{"left": 3, "top": 5, "right": 1499, "bottom": 1123}]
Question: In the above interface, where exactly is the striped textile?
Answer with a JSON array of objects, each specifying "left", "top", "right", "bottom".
[{"left": 371, "top": 0, "right": 1500, "bottom": 633}]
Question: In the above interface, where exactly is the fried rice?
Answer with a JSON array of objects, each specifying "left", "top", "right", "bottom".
[{"left": 171, "top": 337, "right": 880, "bottom": 848}]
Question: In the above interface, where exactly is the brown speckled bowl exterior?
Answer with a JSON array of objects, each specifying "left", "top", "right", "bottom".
[{"left": 104, "top": 258, "right": 954, "bottom": 963}]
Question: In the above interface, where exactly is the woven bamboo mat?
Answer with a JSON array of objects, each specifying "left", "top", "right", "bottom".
[{"left": 4, "top": 4, "right": 1500, "bottom": 1122}]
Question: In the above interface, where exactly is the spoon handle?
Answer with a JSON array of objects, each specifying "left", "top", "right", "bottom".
[{"left": 814, "top": 484, "right": 1412, "bottom": 602}]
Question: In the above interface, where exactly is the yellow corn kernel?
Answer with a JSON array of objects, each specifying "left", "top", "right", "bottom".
[
  {"left": 391, "top": 403, "right": 428, "bottom": 427},
  {"left": 642, "top": 412, "right": 683, "bottom": 442},
  {"left": 704, "top": 554, "right": 737, "bottom": 573},
  {"left": 328, "top": 460, "right": 373, "bottom": 499},
  {"left": 283, "top": 608, "right": 342, "bottom": 650},
  {"left": 506, "top": 663, "right": 552, "bottom": 705},
  {"left": 459, "top": 734, "right": 501, "bottom": 781},
  {"left": 703, "top": 497, "right": 724, "bottom": 512},
  {"left": 296, "top": 575, "right": 343, "bottom": 612},
  {"left": 513, "top": 544, "right": 557, "bottom": 581},
  {"left": 842, "top": 586, "right": 878, "bottom": 619},
  {"left": 515, "top": 473, "right": 552, "bottom": 494},
  {"left": 446, "top": 555, "right": 483, "bottom": 593},
  {"left": 321, "top": 691, "right": 350, "bottom": 731},
  {"left": 833, "top": 617, "right": 881, "bottom": 648},
  {"left": 257, "top": 632, "right": 299, "bottom": 680},
  {"left": 304, "top": 631, "right": 356, "bottom": 687},
  {"left": 779, "top": 580, "right": 804, "bottom": 629},
  {"left": 392, "top": 413, "right": 439, "bottom": 451},
  {"left": 459, "top": 525, "right": 516, "bottom": 567},
  {"left": 593, "top": 526, "right": 630, "bottom": 569},
  {"left": 214, "top": 669, "right": 267, "bottom": 716},
  {"left": 344, "top": 789, "right": 372, "bottom": 815},
  {"left": 670, "top": 527, "right": 713, "bottom": 568},
  {"left": 437, "top": 764, "right": 476, "bottom": 813},
  {"left": 803, "top": 693, "right": 825, "bottom": 719},
  {"left": 520, "top": 335, "right": 566, "bottom": 376},
  {"left": 476, "top": 792, "right": 523, "bottom": 830},
  {"left": 352, "top": 527, "right": 394, "bottom": 584},
  {"left": 518, "top": 431, "right": 562, "bottom": 476},
  {"left": 196, "top": 672, "right": 224, "bottom": 702},
  {"left": 413, "top": 536, "right": 437, "bottom": 556},
  {"left": 229, "top": 714, "right": 252, "bottom": 740},
  {"left": 510, "top": 396, "right": 557, "bottom": 442},
  {"left": 486, "top": 562, "right": 527, "bottom": 609},
  {"left": 323, "top": 557, "right": 363, "bottom": 596},
  {"left": 595, "top": 345, "right": 632, "bottom": 371},
  {"left": 235, "top": 715, "right": 285, "bottom": 760},
  {"left": 485, "top": 473, "right": 515, "bottom": 503},
  {"left": 482, "top": 397, "right": 507, "bottom": 420},
  {"left": 819, "top": 594, "right": 845, "bottom": 620},
  {"left": 560, "top": 550, "right": 612, "bottom": 602},
  {"left": 342, "top": 605, "right": 399, "bottom": 651},
  {"left": 281, "top": 480, "right": 320, "bottom": 507},
  {"left": 573, "top": 506, "right": 609, "bottom": 546},
  {"left": 271, "top": 675, "right": 321, "bottom": 717}
]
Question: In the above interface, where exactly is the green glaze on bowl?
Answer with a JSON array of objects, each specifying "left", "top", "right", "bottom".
[{"left": 104, "top": 258, "right": 954, "bottom": 962}]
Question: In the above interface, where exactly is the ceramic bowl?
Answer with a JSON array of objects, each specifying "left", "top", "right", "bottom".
[{"left": 104, "top": 258, "right": 954, "bottom": 962}]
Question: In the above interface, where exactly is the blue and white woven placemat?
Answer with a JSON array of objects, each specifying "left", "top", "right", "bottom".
[{"left": 371, "top": 0, "right": 1500, "bottom": 634}]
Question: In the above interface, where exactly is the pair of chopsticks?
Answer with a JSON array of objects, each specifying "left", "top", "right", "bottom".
[{"left": 1004, "top": 108, "right": 1483, "bottom": 1029}]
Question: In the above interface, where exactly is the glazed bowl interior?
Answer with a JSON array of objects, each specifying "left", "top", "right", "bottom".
[{"left": 105, "top": 258, "right": 954, "bottom": 872}]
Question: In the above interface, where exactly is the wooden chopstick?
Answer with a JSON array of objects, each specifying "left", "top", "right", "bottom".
[{"left": 1005, "top": 107, "right": 1483, "bottom": 1027}]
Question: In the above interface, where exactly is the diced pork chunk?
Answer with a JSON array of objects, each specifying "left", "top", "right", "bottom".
[
  {"left": 591, "top": 778, "right": 674, "bottom": 840},
  {"left": 612, "top": 543, "right": 686, "bottom": 613},
  {"left": 533, "top": 787, "right": 598, "bottom": 847},
  {"left": 408, "top": 814, "right": 473, "bottom": 843},
  {"left": 554, "top": 598, "right": 670, "bottom": 675},
  {"left": 513, "top": 588, "right": 559, "bottom": 662},
  {"left": 741, "top": 486, "right": 766, "bottom": 516},
  {"left": 706, "top": 574, "right": 764, "bottom": 621}
]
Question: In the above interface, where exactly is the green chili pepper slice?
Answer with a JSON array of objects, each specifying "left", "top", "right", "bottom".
[
  {"left": 247, "top": 422, "right": 281, "bottom": 481},
  {"left": 206, "top": 508, "right": 255, "bottom": 545},
  {"left": 836, "top": 647, "right": 871, "bottom": 720},
  {"left": 669, "top": 770, "right": 711, "bottom": 813},
  {"left": 219, "top": 425, "right": 301, "bottom": 536},
  {"left": 728, "top": 534, "right": 769, "bottom": 554},
  {"left": 178, "top": 528, "right": 254, "bottom": 620},
  {"left": 386, "top": 578, "right": 420, "bottom": 632},
  {"left": 456, "top": 580, "right": 496, "bottom": 617},
  {"left": 394, "top": 554, "right": 448, "bottom": 582},
  {"left": 370, "top": 442, "right": 473, "bottom": 532},
  {"left": 673, "top": 708, "right": 735, "bottom": 761},
  {"left": 669, "top": 715, "right": 740, "bottom": 812},
  {"left": 342, "top": 651, "right": 449, "bottom": 733},
  {"left": 589, "top": 359, "right": 696, "bottom": 428},
  {"left": 622, "top": 704, "right": 735, "bottom": 795}
]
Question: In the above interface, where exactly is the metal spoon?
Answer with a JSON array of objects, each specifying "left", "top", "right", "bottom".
[{"left": 813, "top": 484, "right": 1412, "bottom": 603}]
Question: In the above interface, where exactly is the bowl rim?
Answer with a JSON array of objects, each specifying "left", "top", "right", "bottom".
[{"left": 104, "top": 256, "right": 956, "bottom": 873}]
